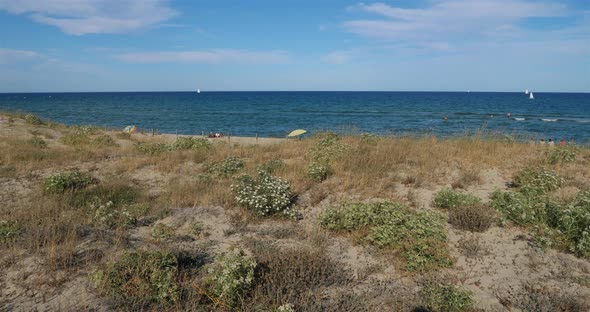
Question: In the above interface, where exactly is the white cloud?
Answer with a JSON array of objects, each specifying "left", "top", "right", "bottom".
[
  {"left": 0, "top": 48, "right": 41, "bottom": 64},
  {"left": 322, "top": 51, "right": 354, "bottom": 64},
  {"left": 345, "top": 0, "right": 568, "bottom": 40},
  {"left": 0, "top": 0, "right": 177, "bottom": 35},
  {"left": 115, "top": 50, "right": 290, "bottom": 65}
]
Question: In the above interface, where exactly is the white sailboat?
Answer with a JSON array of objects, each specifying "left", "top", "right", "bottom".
[
  {"left": 529, "top": 92, "right": 534, "bottom": 100},
  {"left": 525, "top": 89, "right": 529, "bottom": 94},
  {"left": 197, "top": 88, "right": 201, "bottom": 94}
]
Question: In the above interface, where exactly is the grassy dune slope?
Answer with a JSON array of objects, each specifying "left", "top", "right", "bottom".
[{"left": 1, "top": 111, "right": 589, "bottom": 311}]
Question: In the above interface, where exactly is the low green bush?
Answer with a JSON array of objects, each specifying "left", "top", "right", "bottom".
[
  {"left": 60, "top": 132, "right": 90, "bottom": 146},
  {"left": 305, "top": 162, "right": 332, "bottom": 182},
  {"left": 152, "top": 223, "right": 174, "bottom": 240},
  {"left": 90, "top": 200, "right": 139, "bottom": 229},
  {"left": 433, "top": 188, "right": 481, "bottom": 210},
  {"left": 207, "top": 156, "right": 244, "bottom": 177},
  {"left": 93, "top": 134, "right": 118, "bottom": 147},
  {"left": 320, "top": 201, "right": 451, "bottom": 272},
  {"left": 91, "top": 250, "right": 179, "bottom": 306},
  {"left": 170, "top": 136, "right": 211, "bottom": 151},
  {"left": 135, "top": 142, "right": 170, "bottom": 156},
  {"left": 232, "top": 171, "right": 294, "bottom": 217},
  {"left": 29, "top": 136, "right": 47, "bottom": 148},
  {"left": 309, "top": 132, "right": 346, "bottom": 163},
  {"left": 44, "top": 169, "right": 94, "bottom": 193},
  {"left": 25, "top": 114, "right": 43, "bottom": 125},
  {"left": 419, "top": 276, "right": 474, "bottom": 312},
  {"left": 546, "top": 146, "right": 577, "bottom": 165},
  {"left": 257, "top": 158, "right": 285, "bottom": 174},
  {"left": 512, "top": 167, "right": 561, "bottom": 193},
  {"left": 490, "top": 190, "right": 558, "bottom": 226},
  {"left": 205, "top": 248, "right": 256, "bottom": 309},
  {"left": 0, "top": 220, "right": 21, "bottom": 244},
  {"left": 558, "top": 190, "right": 590, "bottom": 258}
]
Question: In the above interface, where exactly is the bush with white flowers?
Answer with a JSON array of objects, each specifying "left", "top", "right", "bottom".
[
  {"left": 205, "top": 248, "right": 256, "bottom": 308},
  {"left": 232, "top": 171, "right": 294, "bottom": 217}
]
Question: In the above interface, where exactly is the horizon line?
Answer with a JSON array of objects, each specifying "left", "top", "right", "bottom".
[{"left": 1, "top": 90, "right": 589, "bottom": 94}]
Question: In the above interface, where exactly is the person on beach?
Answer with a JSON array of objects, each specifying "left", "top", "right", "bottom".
[
  {"left": 208, "top": 132, "right": 215, "bottom": 138},
  {"left": 548, "top": 139, "right": 555, "bottom": 146},
  {"left": 559, "top": 139, "right": 566, "bottom": 146},
  {"left": 540, "top": 139, "right": 545, "bottom": 145},
  {"left": 506, "top": 112, "right": 511, "bottom": 118}
]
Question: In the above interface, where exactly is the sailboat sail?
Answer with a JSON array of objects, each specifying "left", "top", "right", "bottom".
[
  {"left": 529, "top": 92, "right": 534, "bottom": 100},
  {"left": 197, "top": 88, "right": 201, "bottom": 94},
  {"left": 525, "top": 89, "right": 529, "bottom": 94}
]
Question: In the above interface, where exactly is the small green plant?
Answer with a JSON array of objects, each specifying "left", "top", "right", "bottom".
[
  {"left": 189, "top": 220, "right": 206, "bottom": 236},
  {"left": 207, "top": 156, "right": 244, "bottom": 176},
  {"left": 60, "top": 132, "right": 89, "bottom": 146},
  {"left": 44, "top": 169, "right": 93, "bottom": 193},
  {"left": 135, "top": 142, "right": 170, "bottom": 156},
  {"left": 25, "top": 114, "right": 43, "bottom": 125},
  {"left": 305, "top": 162, "right": 332, "bottom": 182},
  {"left": 433, "top": 188, "right": 481, "bottom": 209},
  {"left": 29, "top": 136, "right": 47, "bottom": 148},
  {"left": 91, "top": 250, "right": 179, "bottom": 305},
  {"left": 490, "top": 190, "right": 557, "bottom": 226},
  {"left": 205, "top": 248, "right": 256, "bottom": 309},
  {"left": 448, "top": 204, "right": 496, "bottom": 232},
  {"left": 92, "top": 134, "right": 118, "bottom": 147},
  {"left": 232, "top": 171, "right": 294, "bottom": 217},
  {"left": 90, "top": 199, "right": 138, "bottom": 228},
  {"left": 152, "top": 223, "right": 174, "bottom": 240},
  {"left": 419, "top": 275, "right": 474, "bottom": 312},
  {"left": 0, "top": 220, "right": 21, "bottom": 244},
  {"left": 170, "top": 136, "right": 212, "bottom": 151},
  {"left": 257, "top": 158, "right": 285, "bottom": 174},
  {"left": 512, "top": 167, "right": 561, "bottom": 194},
  {"left": 309, "top": 132, "right": 346, "bottom": 163},
  {"left": 320, "top": 201, "right": 451, "bottom": 272},
  {"left": 557, "top": 190, "right": 590, "bottom": 258},
  {"left": 546, "top": 146, "right": 577, "bottom": 164}
]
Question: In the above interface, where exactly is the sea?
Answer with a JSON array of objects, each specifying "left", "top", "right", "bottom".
[{"left": 1, "top": 92, "right": 589, "bottom": 143}]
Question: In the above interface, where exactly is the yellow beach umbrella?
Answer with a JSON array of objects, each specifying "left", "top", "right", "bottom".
[{"left": 287, "top": 129, "right": 307, "bottom": 137}]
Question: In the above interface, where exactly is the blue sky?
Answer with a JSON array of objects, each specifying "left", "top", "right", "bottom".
[{"left": 0, "top": 0, "right": 588, "bottom": 92}]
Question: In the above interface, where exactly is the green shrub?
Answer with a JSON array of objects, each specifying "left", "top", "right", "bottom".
[
  {"left": 309, "top": 132, "right": 346, "bottom": 163},
  {"left": 0, "top": 220, "right": 21, "bottom": 244},
  {"left": 205, "top": 248, "right": 256, "bottom": 309},
  {"left": 512, "top": 167, "right": 561, "bottom": 193},
  {"left": 91, "top": 250, "right": 179, "bottom": 306},
  {"left": 546, "top": 146, "right": 577, "bottom": 165},
  {"left": 257, "top": 158, "right": 285, "bottom": 174},
  {"left": 93, "top": 134, "right": 118, "bottom": 147},
  {"left": 170, "top": 136, "right": 212, "bottom": 151},
  {"left": 490, "top": 190, "right": 557, "bottom": 226},
  {"left": 558, "top": 190, "right": 590, "bottom": 258},
  {"left": 29, "top": 136, "right": 47, "bottom": 148},
  {"left": 44, "top": 169, "right": 93, "bottom": 193},
  {"left": 90, "top": 200, "right": 138, "bottom": 229},
  {"left": 433, "top": 188, "right": 481, "bottom": 209},
  {"left": 152, "top": 223, "right": 174, "bottom": 240},
  {"left": 419, "top": 276, "right": 474, "bottom": 312},
  {"left": 360, "top": 133, "right": 379, "bottom": 144},
  {"left": 207, "top": 156, "right": 244, "bottom": 177},
  {"left": 448, "top": 204, "right": 495, "bottom": 232},
  {"left": 232, "top": 171, "right": 294, "bottom": 217},
  {"left": 320, "top": 201, "right": 451, "bottom": 272},
  {"left": 135, "top": 142, "right": 169, "bottom": 156},
  {"left": 60, "top": 132, "right": 90, "bottom": 146},
  {"left": 25, "top": 114, "right": 43, "bottom": 125},
  {"left": 305, "top": 162, "right": 332, "bottom": 182},
  {"left": 71, "top": 125, "right": 98, "bottom": 135}
]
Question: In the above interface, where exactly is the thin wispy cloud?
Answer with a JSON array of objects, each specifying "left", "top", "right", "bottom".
[
  {"left": 345, "top": 0, "right": 568, "bottom": 41},
  {"left": 322, "top": 51, "right": 354, "bottom": 64},
  {"left": 0, "top": 0, "right": 177, "bottom": 35},
  {"left": 0, "top": 48, "right": 42, "bottom": 64},
  {"left": 116, "top": 50, "right": 291, "bottom": 65}
]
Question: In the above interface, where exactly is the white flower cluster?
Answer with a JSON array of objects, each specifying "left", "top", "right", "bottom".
[
  {"left": 92, "top": 200, "right": 135, "bottom": 228},
  {"left": 206, "top": 248, "right": 256, "bottom": 308},
  {"left": 232, "top": 172, "right": 293, "bottom": 217},
  {"left": 276, "top": 303, "right": 295, "bottom": 312}
]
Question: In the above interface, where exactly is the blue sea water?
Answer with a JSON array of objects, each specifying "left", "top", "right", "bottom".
[{"left": 1, "top": 92, "right": 589, "bottom": 143}]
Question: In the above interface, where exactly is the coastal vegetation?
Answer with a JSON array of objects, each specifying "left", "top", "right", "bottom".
[{"left": 1, "top": 111, "right": 589, "bottom": 310}]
